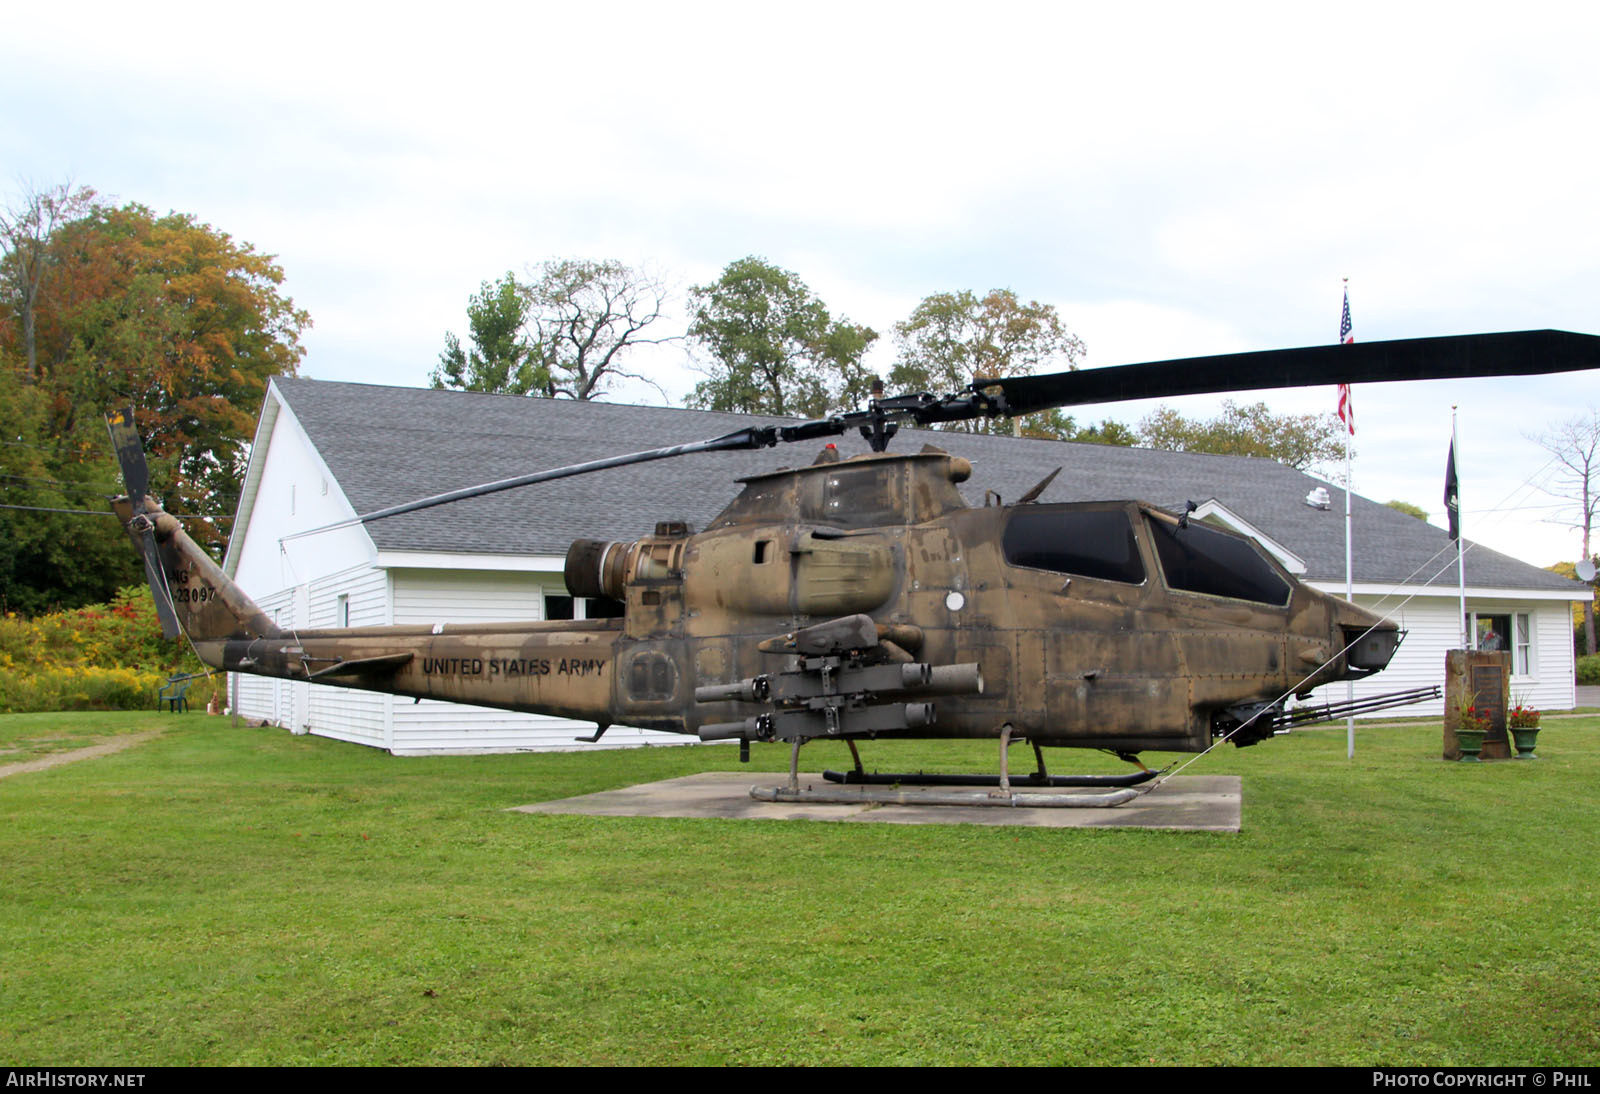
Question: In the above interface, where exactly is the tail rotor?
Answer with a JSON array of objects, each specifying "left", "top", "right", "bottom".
[{"left": 105, "top": 407, "right": 182, "bottom": 639}]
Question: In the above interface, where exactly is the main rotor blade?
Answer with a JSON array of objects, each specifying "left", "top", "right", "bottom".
[
  {"left": 283, "top": 426, "right": 782, "bottom": 541},
  {"left": 275, "top": 328, "right": 1600, "bottom": 535},
  {"left": 979, "top": 330, "right": 1600, "bottom": 416}
]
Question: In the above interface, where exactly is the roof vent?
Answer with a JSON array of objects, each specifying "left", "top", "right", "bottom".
[{"left": 1305, "top": 487, "right": 1332, "bottom": 510}]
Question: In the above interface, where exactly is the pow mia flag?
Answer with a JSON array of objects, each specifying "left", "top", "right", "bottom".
[{"left": 1444, "top": 439, "right": 1461, "bottom": 541}]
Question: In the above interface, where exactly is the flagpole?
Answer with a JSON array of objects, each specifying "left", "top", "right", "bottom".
[
  {"left": 1346, "top": 433, "right": 1354, "bottom": 759},
  {"left": 1454, "top": 407, "right": 1466, "bottom": 646},
  {"left": 1340, "top": 280, "right": 1355, "bottom": 760}
]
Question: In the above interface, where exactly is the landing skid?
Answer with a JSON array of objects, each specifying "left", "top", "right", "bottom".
[
  {"left": 749, "top": 729, "right": 1154, "bottom": 809},
  {"left": 819, "top": 769, "right": 1157, "bottom": 788},
  {"left": 749, "top": 783, "right": 1141, "bottom": 808}
]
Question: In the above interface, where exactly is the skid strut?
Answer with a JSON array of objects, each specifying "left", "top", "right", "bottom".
[{"left": 751, "top": 726, "right": 1144, "bottom": 809}]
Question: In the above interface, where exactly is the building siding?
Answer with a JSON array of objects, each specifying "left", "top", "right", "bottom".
[
  {"left": 1302, "top": 591, "right": 1577, "bottom": 719},
  {"left": 386, "top": 568, "right": 690, "bottom": 755},
  {"left": 302, "top": 565, "right": 391, "bottom": 748}
]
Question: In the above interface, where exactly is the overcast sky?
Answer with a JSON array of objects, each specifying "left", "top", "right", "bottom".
[{"left": 5, "top": 0, "right": 1598, "bottom": 571}]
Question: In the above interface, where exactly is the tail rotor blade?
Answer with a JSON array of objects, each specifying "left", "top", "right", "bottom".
[
  {"left": 105, "top": 406, "right": 151, "bottom": 505},
  {"left": 139, "top": 527, "right": 182, "bottom": 639},
  {"left": 106, "top": 407, "right": 182, "bottom": 639}
]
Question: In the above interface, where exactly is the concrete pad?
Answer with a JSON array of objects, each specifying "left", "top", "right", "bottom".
[{"left": 511, "top": 772, "right": 1240, "bottom": 831}]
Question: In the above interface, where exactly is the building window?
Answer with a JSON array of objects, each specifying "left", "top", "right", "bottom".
[
  {"left": 545, "top": 591, "right": 626, "bottom": 620},
  {"left": 336, "top": 593, "right": 349, "bottom": 628},
  {"left": 1466, "top": 611, "right": 1532, "bottom": 676}
]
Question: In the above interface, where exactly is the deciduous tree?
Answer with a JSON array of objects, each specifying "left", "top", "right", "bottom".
[
  {"left": 1384, "top": 500, "right": 1429, "bottom": 521},
  {"left": 1136, "top": 400, "right": 1346, "bottom": 473},
  {"left": 0, "top": 194, "right": 309, "bottom": 610},
  {"left": 0, "top": 181, "right": 97, "bottom": 378},
  {"left": 0, "top": 368, "right": 141, "bottom": 615},
  {"left": 1528, "top": 408, "right": 1600, "bottom": 653},
  {"left": 27, "top": 203, "right": 310, "bottom": 545},
  {"left": 889, "top": 289, "right": 1085, "bottom": 436},
  {"left": 528, "top": 259, "right": 674, "bottom": 401},
  {"left": 686, "top": 256, "right": 876, "bottom": 417},
  {"left": 434, "top": 260, "right": 674, "bottom": 401}
]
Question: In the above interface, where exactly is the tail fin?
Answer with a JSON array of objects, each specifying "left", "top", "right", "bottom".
[
  {"left": 111, "top": 498, "right": 281, "bottom": 643},
  {"left": 106, "top": 407, "right": 279, "bottom": 644}
]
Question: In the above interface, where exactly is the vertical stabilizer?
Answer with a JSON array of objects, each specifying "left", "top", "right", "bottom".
[
  {"left": 107, "top": 407, "right": 279, "bottom": 644},
  {"left": 111, "top": 498, "right": 281, "bottom": 642}
]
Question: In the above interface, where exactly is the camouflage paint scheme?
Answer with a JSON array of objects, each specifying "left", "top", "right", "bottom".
[{"left": 117, "top": 447, "right": 1397, "bottom": 755}]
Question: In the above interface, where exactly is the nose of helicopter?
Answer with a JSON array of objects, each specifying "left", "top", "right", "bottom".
[{"left": 1331, "top": 598, "right": 1402, "bottom": 674}]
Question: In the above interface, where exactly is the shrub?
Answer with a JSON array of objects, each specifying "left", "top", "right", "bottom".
[
  {"left": 0, "top": 666, "right": 167, "bottom": 713},
  {"left": 1578, "top": 654, "right": 1600, "bottom": 686},
  {"left": 0, "top": 586, "right": 215, "bottom": 712}
]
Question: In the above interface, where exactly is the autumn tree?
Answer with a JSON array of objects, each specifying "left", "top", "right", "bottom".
[
  {"left": 0, "top": 193, "right": 309, "bottom": 611},
  {"left": 686, "top": 256, "right": 876, "bottom": 417},
  {"left": 1136, "top": 400, "right": 1346, "bottom": 473},
  {"left": 27, "top": 204, "right": 311, "bottom": 536},
  {"left": 434, "top": 260, "right": 673, "bottom": 401},
  {"left": 1528, "top": 408, "right": 1600, "bottom": 653},
  {"left": 433, "top": 273, "right": 539, "bottom": 394},
  {"left": 889, "top": 288, "right": 1086, "bottom": 436},
  {"left": 0, "top": 181, "right": 97, "bottom": 377}
]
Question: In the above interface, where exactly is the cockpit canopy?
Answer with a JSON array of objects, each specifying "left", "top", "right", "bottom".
[{"left": 1002, "top": 503, "right": 1292, "bottom": 606}]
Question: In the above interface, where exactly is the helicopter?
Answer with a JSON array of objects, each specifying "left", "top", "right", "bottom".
[{"left": 108, "top": 329, "right": 1600, "bottom": 807}]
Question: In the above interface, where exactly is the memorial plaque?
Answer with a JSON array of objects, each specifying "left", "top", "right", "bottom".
[{"left": 1444, "top": 649, "right": 1513, "bottom": 760}]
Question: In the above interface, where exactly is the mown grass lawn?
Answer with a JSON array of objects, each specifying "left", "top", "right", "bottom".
[{"left": 1, "top": 711, "right": 1596, "bottom": 1066}]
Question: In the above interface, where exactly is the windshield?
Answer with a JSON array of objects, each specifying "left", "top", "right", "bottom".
[
  {"left": 1003, "top": 507, "right": 1146, "bottom": 585},
  {"left": 1145, "top": 515, "right": 1291, "bottom": 606}
]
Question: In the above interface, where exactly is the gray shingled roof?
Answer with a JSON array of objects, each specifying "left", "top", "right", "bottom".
[{"left": 271, "top": 377, "right": 1579, "bottom": 592}]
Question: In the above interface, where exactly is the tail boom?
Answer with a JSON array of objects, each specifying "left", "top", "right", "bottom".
[{"left": 113, "top": 498, "right": 280, "bottom": 646}]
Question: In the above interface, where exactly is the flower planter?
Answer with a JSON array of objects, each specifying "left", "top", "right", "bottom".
[
  {"left": 1509, "top": 726, "right": 1541, "bottom": 759},
  {"left": 1455, "top": 725, "right": 1487, "bottom": 762}
]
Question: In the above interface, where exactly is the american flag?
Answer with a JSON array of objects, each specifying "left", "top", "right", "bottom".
[{"left": 1337, "top": 285, "right": 1354, "bottom": 434}]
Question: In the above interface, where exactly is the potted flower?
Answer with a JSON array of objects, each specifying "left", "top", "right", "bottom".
[
  {"left": 1507, "top": 700, "right": 1542, "bottom": 759},
  {"left": 1454, "top": 698, "right": 1490, "bottom": 762}
]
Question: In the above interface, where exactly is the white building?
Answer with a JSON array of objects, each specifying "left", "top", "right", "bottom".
[{"left": 224, "top": 378, "right": 1591, "bottom": 753}]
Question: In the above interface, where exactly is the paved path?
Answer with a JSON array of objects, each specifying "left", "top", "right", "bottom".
[
  {"left": 0, "top": 731, "right": 162, "bottom": 780},
  {"left": 1578, "top": 686, "right": 1600, "bottom": 708}
]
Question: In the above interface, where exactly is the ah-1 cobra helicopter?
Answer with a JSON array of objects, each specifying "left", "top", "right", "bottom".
[{"left": 109, "top": 330, "right": 1600, "bottom": 807}]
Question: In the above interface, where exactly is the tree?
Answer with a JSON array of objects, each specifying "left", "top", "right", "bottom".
[
  {"left": 1008, "top": 407, "right": 1138, "bottom": 445},
  {"left": 0, "top": 367, "right": 141, "bottom": 615},
  {"left": 889, "top": 289, "right": 1085, "bottom": 435},
  {"left": 433, "top": 260, "right": 674, "bottom": 401},
  {"left": 0, "top": 181, "right": 97, "bottom": 378},
  {"left": 0, "top": 196, "right": 309, "bottom": 610},
  {"left": 1136, "top": 400, "right": 1346, "bottom": 473},
  {"left": 1528, "top": 408, "right": 1600, "bottom": 653},
  {"left": 528, "top": 259, "right": 674, "bottom": 401},
  {"left": 1545, "top": 562, "right": 1595, "bottom": 656},
  {"left": 686, "top": 256, "right": 876, "bottom": 417},
  {"left": 432, "top": 274, "right": 540, "bottom": 394},
  {"left": 1385, "top": 500, "right": 1429, "bottom": 521},
  {"left": 30, "top": 203, "right": 310, "bottom": 544}
]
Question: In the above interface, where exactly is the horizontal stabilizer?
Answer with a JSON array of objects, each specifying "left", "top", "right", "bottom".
[{"left": 307, "top": 653, "right": 415, "bottom": 680}]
